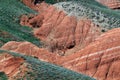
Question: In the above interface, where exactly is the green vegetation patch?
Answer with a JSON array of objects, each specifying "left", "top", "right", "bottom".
[
  {"left": 0, "top": 0, "right": 41, "bottom": 47},
  {"left": 0, "top": 50, "right": 96, "bottom": 80},
  {"left": 0, "top": 72, "right": 8, "bottom": 80}
]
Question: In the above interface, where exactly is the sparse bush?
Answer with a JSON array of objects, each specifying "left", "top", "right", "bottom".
[{"left": 0, "top": 72, "right": 8, "bottom": 80}]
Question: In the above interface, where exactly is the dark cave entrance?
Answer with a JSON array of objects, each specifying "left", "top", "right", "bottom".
[
  {"left": 113, "top": 7, "right": 120, "bottom": 9},
  {"left": 34, "top": 0, "right": 44, "bottom": 5}
]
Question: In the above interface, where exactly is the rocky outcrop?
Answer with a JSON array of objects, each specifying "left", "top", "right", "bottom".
[
  {"left": 1, "top": 28, "right": 120, "bottom": 80},
  {"left": 60, "top": 28, "right": 120, "bottom": 80},
  {"left": 22, "top": 0, "right": 36, "bottom": 10},
  {"left": 22, "top": 0, "right": 49, "bottom": 12},
  {"left": 20, "top": 1, "right": 120, "bottom": 56},
  {"left": 19, "top": 1, "right": 120, "bottom": 80},
  {"left": 96, "top": 0, "right": 120, "bottom": 9},
  {"left": 1, "top": 41, "right": 62, "bottom": 64},
  {"left": 20, "top": 4, "right": 102, "bottom": 55},
  {"left": 22, "top": 0, "right": 120, "bottom": 12},
  {"left": 0, "top": 53, "right": 28, "bottom": 80}
]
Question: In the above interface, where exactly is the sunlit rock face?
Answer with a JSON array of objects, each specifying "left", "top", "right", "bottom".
[
  {"left": 1, "top": 28, "right": 120, "bottom": 80},
  {"left": 20, "top": 3, "right": 102, "bottom": 55},
  {"left": 20, "top": 1, "right": 120, "bottom": 55},
  {"left": 59, "top": 28, "right": 120, "bottom": 80},
  {"left": 1, "top": 41, "right": 62, "bottom": 64},
  {"left": 22, "top": 0, "right": 49, "bottom": 12},
  {"left": 0, "top": 53, "right": 28, "bottom": 80},
  {"left": 18, "top": 0, "right": 120, "bottom": 80},
  {"left": 96, "top": 0, "right": 120, "bottom": 9}
]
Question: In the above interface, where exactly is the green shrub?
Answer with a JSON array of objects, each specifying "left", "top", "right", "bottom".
[{"left": 0, "top": 72, "right": 8, "bottom": 80}]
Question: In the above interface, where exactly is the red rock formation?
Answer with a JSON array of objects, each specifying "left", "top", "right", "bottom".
[
  {"left": 20, "top": 4, "right": 102, "bottom": 55},
  {"left": 59, "top": 28, "right": 120, "bottom": 80},
  {"left": 20, "top": 1, "right": 49, "bottom": 27},
  {"left": 96, "top": 0, "right": 120, "bottom": 9},
  {"left": 22, "top": 0, "right": 120, "bottom": 9},
  {"left": 22, "top": 0, "right": 49, "bottom": 12},
  {"left": 1, "top": 41, "right": 62, "bottom": 64},
  {"left": 0, "top": 53, "right": 28, "bottom": 79},
  {"left": 22, "top": 0, "right": 35, "bottom": 10},
  {"left": 19, "top": 1, "right": 120, "bottom": 80},
  {"left": 1, "top": 28, "right": 120, "bottom": 80}
]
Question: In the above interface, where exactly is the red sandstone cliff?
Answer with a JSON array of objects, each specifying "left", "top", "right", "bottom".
[
  {"left": 1, "top": 41, "right": 61, "bottom": 64},
  {"left": 22, "top": 0, "right": 49, "bottom": 12},
  {"left": 1, "top": 1, "right": 119, "bottom": 80},
  {"left": 60, "top": 28, "right": 120, "bottom": 80},
  {"left": 0, "top": 53, "right": 28, "bottom": 80},
  {"left": 20, "top": 4, "right": 102, "bottom": 55},
  {"left": 22, "top": 0, "right": 120, "bottom": 9},
  {"left": 1, "top": 28, "right": 120, "bottom": 80},
  {"left": 18, "top": 2, "right": 120, "bottom": 79}
]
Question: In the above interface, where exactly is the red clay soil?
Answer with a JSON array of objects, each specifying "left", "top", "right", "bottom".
[
  {"left": 1, "top": 28, "right": 120, "bottom": 80},
  {"left": 97, "top": 0, "right": 120, "bottom": 9},
  {"left": 0, "top": 53, "right": 28, "bottom": 79}
]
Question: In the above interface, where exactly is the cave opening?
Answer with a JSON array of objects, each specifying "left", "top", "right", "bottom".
[
  {"left": 113, "top": 7, "right": 120, "bottom": 9},
  {"left": 67, "top": 44, "right": 75, "bottom": 49},
  {"left": 101, "top": 29, "right": 106, "bottom": 32},
  {"left": 34, "top": 0, "right": 44, "bottom": 5}
]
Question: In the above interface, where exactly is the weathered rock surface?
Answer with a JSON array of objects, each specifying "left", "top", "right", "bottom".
[
  {"left": 1, "top": 41, "right": 61, "bottom": 64},
  {"left": 96, "top": 0, "right": 120, "bottom": 9},
  {"left": 19, "top": 1, "right": 120, "bottom": 80},
  {"left": 60, "top": 28, "right": 120, "bottom": 80},
  {"left": 22, "top": 0, "right": 49, "bottom": 12},
  {"left": 1, "top": 28, "right": 120, "bottom": 80},
  {"left": 20, "top": 4, "right": 102, "bottom": 55},
  {"left": 0, "top": 53, "right": 28, "bottom": 79}
]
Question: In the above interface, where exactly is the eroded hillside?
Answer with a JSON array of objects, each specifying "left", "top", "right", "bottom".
[{"left": 0, "top": 0, "right": 120, "bottom": 80}]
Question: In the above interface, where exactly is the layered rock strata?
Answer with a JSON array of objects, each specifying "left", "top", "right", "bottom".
[
  {"left": 0, "top": 53, "right": 28, "bottom": 80},
  {"left": 1, "top": 41, "right": 61, "bottom": 64},
  {"left": 18, "top": 0, "right": 120, "bottom": 80},
  {"left": 60, "top": 28, "right": 120, "bottom": 80},
  {"left": 20, "top": 4, "right": 102, "bottom": 55},
  {"left": 1, "top": 28, "right": 120, "bottom": 80}
]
